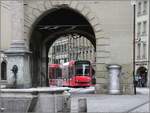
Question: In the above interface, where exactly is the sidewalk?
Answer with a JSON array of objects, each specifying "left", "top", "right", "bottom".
[
  {"left": 71, "top": 88, "right": 150, "bottom": 113},
  {"left": 136, "top": 87, "right": 149, "bottom": 95}
]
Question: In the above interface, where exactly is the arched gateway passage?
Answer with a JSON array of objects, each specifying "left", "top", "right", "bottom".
[
  {"left": 30, "top": 6, "right": 96, "bottom": 87},
  {"left": 136, "top": 66, "right": 147, "bottom": 87}
]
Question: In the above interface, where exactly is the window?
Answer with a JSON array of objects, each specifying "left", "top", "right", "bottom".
[
  {"left": 137, "top": 43, "right": 141, "bottom": 59},
  {"left": 1, "top": 61, "right": 7, "bottom": 80},
  {"left": 62, "top": 44, "right": 64, "bottom": 52},
  {"left": 143, "top": 21, "right": 147, "bottom": 35},
  {"left": 137, "top": 2, "right": 141, "bottom": 15},
  {"left": 56, "top": 45, "right": 60, "bottom": 52},
  {"left": 143, "top": 1, "right": 147, "bottom": 14},
  {"left": 52, "top": 46, "right": 55, "bottom": 54},
  {"left": 56, "top": 45, "right": 59, "bottom": 53},
  {"left": 137, "top": 22, "right": 141, "bottom": 36},
  {"left": 54, "top": 46, "right": 57, "bottom": 54},
  {"left": 64, "top": 44, "right": 67, "bottom": 51},
  {"left": 143, "top": 43, "right": 146, "bottom": 59},
  {"left": 64, "top": 58, "right": 67, "bottom": 63},
  {"left": 60, "top": 45, "right": 62, "bottom": 52}
]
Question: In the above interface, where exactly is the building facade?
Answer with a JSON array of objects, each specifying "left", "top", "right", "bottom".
[
  {"left": 0, "top": 0, "right": 135, "bottom": 94},
  {"left": 135, "top": 0, "right": 149, "bottom": 87},
  {"left": 48, "top": 34, "right": 95, "bottom": 66}
]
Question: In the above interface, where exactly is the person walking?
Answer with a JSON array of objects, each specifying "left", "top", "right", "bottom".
[{"left": 138, "top": 75, "right": 142, "bottom": 87}]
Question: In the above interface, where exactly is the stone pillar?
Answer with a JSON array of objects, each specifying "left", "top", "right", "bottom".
[
  {"left": 0, "top": 1, "right": 1, "bottom": 82},
  {"left": 5, "top": 0, "right": 31, "bottom": 88},
  {"left": 0, "top": 56, "right": 1, "bottom": 83}
]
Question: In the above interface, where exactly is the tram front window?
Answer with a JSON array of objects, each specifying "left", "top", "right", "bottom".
[{"left": 76, "top": 68, "right": 90, "bottom": 76}]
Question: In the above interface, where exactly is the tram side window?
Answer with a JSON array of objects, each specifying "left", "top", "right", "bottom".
[
  {"left": 1, "top": 61, "right": 7, "bottom": 80},
  {"left": 56, "top": 68, "right": 62, "bottom": 79},
  {"left": 49, "top": 68, "right": 54, "bottom": 79}
]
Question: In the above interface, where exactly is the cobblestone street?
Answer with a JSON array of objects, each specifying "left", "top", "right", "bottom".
[{"left": 71, "top": 88, "right": 149, "bottom": 113}]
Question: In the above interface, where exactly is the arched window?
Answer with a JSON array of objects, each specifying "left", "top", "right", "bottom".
[{"left": 1, "top": 61, "right": 7, "bottom": 80}]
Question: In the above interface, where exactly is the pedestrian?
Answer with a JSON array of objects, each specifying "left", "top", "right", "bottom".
[
  {"left": 138, "top": 75, "right": 142, "bottom": 87},
  {"left": 135, "top": 75, "right": 138, "bottom": 87},
  {"left": 141, "top": 76, "right": 145, "bottom": 87}
]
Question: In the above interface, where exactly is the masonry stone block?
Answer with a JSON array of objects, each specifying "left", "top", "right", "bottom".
[
  {"left": 91, "top": 17, "right": 99, "bottom": 27},
  {"left": 121, "top": 83, "right": 134, "bottom": 95},
  {"left": 32, "top": 8, "right": 42, "bottom": 18},
  {"left": 86, "top": 12, "right": 96, "bottom": 21},
  {"left": 95, "top": 31, "right": 106, "bottom": 38},
  {"left": 50, "top": 0, "right": 58, "bottom": 6},
  {"left": 96, "top": 77, "right": 107, "bottom": 84},
  {"left": 94, "top": 25, "right": 102, "bottom": 32},
  {"left": 96, "top": 63, "right": 106, "bottom": 71},
  {"left": 95, "top": 83, "right": 108, "bottom": 94},
  {"left": 76, "top": 3, "right": 85, "bottom": 12},
  {"left": 96, "top": 38, "right": 110, "bottom": 45},
  {"left": 81, "top": 7, "right": 91, "bottom": 17},
  {"left": 96, "top": 46, "right": 110, "bottom": 55},
  {"left": 70, "top": 1, "right": 78, "bottom": 9},
  {"left": 63, "top": 0, "right": 71, "bottom": 5},
  {"left": 96, "top": 52, "right": 109, "bottom": 59},
  {"left": 43, "top": 0, "right": 53, "bottom": 10},
  {"left": 96, "top": 71, "right": 106, "bottom": 78},
  {"left": 96, "top": 57, "right": 110, "bottom": 64},
  {"left": 36, "top": 1, "right": 47, "bottom": 12}
]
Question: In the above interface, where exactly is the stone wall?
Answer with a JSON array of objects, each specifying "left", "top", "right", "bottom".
[
  {"left": 0, "top": 0, "right": 134, "bottom": 94},
  {"left": 0, "top": 88, "right": 70, "bottom": 112}
]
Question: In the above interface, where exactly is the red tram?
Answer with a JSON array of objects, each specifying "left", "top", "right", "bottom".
[{"left": 49, "top": 60, "right": 95, "bottom": 87}]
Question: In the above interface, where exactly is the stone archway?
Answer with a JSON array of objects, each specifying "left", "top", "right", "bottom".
[
  {"left": 24, "top": 0, "right": 110, "bottom": 90},
  {"left": 29, "top": 5, "right": 97, "bottom": 87},
  {"left": 24, "top": 0, "right": 103, "bottom": 38}
]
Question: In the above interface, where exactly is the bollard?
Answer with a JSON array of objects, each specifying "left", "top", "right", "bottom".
[
  {"left": 78, "top": 98, "right": 87, "bottom": 112},
  {"left": 107, "top": 64, "right": 121, "bottom": 94}
]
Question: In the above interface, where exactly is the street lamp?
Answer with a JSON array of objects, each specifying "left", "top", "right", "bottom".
[{"left": 131, "top": 0, "right": 136, "bottom": 94}]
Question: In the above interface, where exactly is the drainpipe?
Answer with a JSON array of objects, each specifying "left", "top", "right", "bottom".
[
  {"left": 147, "top": 0, "right": 150, "bottom": 87},
  {"left": 131, "top": 0, "right": 136, "bottom": 94}
]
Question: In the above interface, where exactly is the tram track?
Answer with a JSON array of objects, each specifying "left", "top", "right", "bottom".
[{"left": 125, "top": 100, "right": 150, "bottom": 113}]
